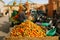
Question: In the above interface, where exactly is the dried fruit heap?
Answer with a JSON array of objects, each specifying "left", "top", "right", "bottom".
[{"left": 10, "top": 20, "right": 46, "bottom": 37}]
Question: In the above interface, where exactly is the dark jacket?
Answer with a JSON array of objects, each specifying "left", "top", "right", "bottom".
[
  {"left": 37, "top": 10, "right": 44, "bottom": 16},
  {"left": 11, "top": 10, "right": 18, "bottom": 17},
  {"left": 18, "top": 12, "right": 26, "bottom": 23}
]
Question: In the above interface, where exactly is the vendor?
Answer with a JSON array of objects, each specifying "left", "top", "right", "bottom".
[
  {"left": 25, "top": 2, "right": 31, "bottom": 17},
  {"left": 17, "top": 4, "right": 26, "bottom": 24},
  {"left": 10, "top": 4, "right": 26, "bottom": 27},
  {"left": 25, "top": 2, "right": 34, "bottom": 21}
]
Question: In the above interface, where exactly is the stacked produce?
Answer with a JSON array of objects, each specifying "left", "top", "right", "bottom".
[{"left": 10, "top": 20, "right": 46, "bottom": 37}]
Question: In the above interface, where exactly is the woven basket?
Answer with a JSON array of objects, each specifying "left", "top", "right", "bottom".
[{"left": 4, "top": 36, "right": 59, "bottom": 40}]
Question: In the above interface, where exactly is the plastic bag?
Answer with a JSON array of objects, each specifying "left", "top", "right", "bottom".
[
  {"left": 41, "top": 23, "right": 50, "bottom": 27},
  {"left": 46, "top": 28, "right": 56, "bottom": 36}
]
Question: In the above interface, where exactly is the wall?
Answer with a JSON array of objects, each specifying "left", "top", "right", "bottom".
[{"left": 47, "top": 0, "right": 57, "bottom": 17}]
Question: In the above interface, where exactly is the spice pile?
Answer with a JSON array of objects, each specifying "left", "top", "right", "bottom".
[{"left": 10, "top": 20, "right": 46, "bottom": 37}]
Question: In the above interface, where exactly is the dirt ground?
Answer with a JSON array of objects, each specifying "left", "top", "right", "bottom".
[{"left": 0, "top": 15, "right": 10, "bottom": 40}]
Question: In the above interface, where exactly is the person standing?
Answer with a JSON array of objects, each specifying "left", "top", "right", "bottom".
[{"left": 17, "top": 4, "right": 26, "bottom": 24}]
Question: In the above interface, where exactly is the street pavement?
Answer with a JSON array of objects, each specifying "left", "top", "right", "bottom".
[{"left": 0, "top": 15, "right": 10, "bottom": 40}]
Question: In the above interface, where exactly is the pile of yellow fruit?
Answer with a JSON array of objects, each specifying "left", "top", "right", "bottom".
[{"left": 10, "top": 20, "right": 46, "bottom": 37}]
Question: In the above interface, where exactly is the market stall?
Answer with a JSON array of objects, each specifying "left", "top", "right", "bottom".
[
  {"left": 6, "top": 0, "right": 59, "bottom": 40},
  {"left": 5, "top": 20, "right": 59, "bottom": 40}
]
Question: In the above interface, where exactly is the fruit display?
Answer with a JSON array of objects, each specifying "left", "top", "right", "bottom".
[{"left": 10, "top": 20, "right": 46, "bottom": 38}]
